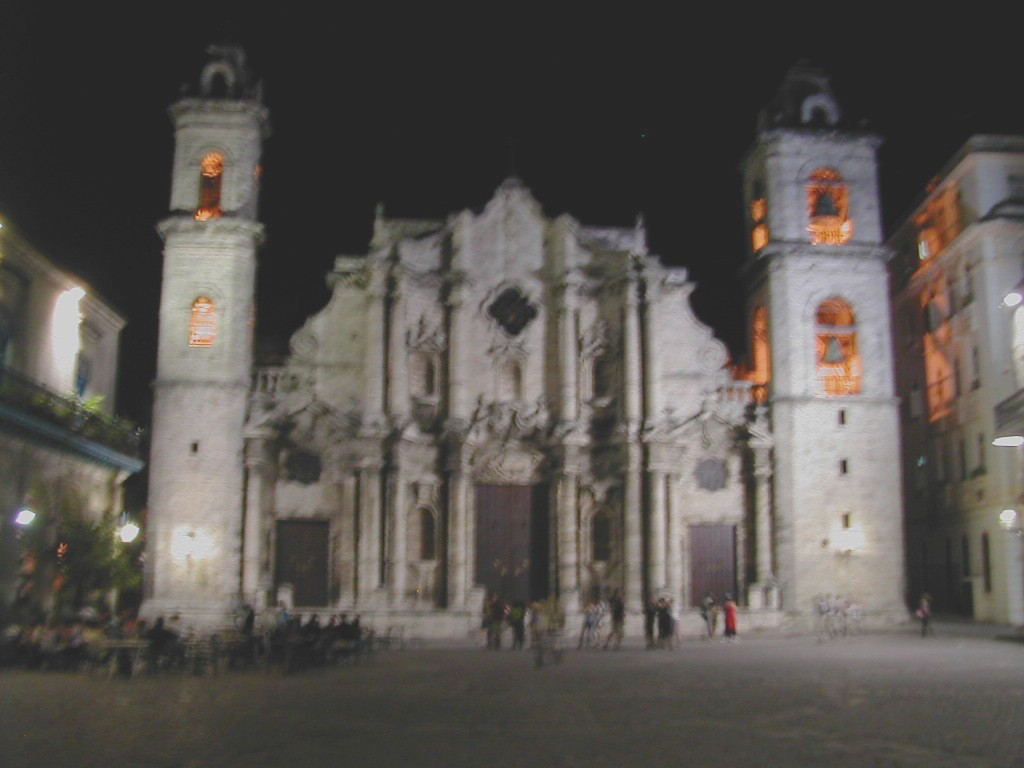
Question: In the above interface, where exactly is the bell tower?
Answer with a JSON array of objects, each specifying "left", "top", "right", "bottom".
[
  {"left": 740, "top": 63, "right": 905, "bottom": 621},
  {"left": 141, "top": 45, "right": 270, "bottom": 627}
]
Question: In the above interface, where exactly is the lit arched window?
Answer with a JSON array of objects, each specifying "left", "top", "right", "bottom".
[
  {"left": 196, "top": 152, "right": 225, "bottom": 220},
  {"left": 750, "top": 181, "right": 770, "bottom": 252},
  {"left": 807, "top": 168, "right": 853, "bottom": 245},
  {"left": 748, "top": 306, "right": 771, "bottom": 403},
  {"left": 189, "top": 296, "right": 217, "bottom": 347},
  {"left": 592, "top": 511, "right": 611, "bottom": 562},
  {"left": 816, "top": 298, "right": 860, "bottom": 395},
  {"left": 420, "top": 509, "right": 436, "bottom": 561}
]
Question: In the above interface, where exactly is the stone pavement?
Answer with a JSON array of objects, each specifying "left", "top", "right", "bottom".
[{"left": 2, "top": 619, "right": 1023, "bottom": 768}]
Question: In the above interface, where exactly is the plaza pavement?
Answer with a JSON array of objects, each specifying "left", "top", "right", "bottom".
[{"left": 2, "top": 617, "right": 1023, "bottom": 768}]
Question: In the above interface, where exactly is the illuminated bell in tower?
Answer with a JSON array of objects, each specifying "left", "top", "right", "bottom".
[
  {"left": 813, "top": 192, "right": 839, "bottom": 218},
  {"left": 824, "top": 335, "right": 845, "bottom": 363}
]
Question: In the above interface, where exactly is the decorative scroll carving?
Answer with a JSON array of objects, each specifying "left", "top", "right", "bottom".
[{"left": 407, "top": 315, "right": 447, "bottom": 352}]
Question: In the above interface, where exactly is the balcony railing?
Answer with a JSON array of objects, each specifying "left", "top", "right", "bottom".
[
  {"left": 995, "top": 387, "right": 1024, "bottom": 431},
  {"left": 0, "top": 364, "right": 142, "bottom": 461}
]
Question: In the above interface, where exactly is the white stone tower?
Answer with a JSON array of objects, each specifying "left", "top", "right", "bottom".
[
  {"left": 740, "top": 64, "right": 906, "bottom": 621},
  {"left": 141, "top": 45, "right": 269, "bottom": 628}
]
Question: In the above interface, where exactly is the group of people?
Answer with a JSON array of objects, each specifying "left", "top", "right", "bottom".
[
  {"left": 480, "top": 589, "right": 738, "bottom": 652},
  {"left": 481, "top": 594, "right": 566, "bottom": 652},
  {"left": 699, "top": 592, "right": 739, "bottom": 642}
]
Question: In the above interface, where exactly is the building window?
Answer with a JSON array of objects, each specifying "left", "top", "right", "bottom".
[
  {"left": 189, "top": 296, "right": 217, "bottom": 347},
  {"left": 913, "top": 183, "right": 961, "bottom": 261},
  {"left": 815, "top": 298, "right": 861, "bottom": 395},
  {"left": 750, "top": 187, "right": 770, "bottom": 252},
  {"left": 807, "top": 168, "right": 853, "bottom": 245},
  {"left": 909, "top": 382, "right": 923, "bottom": 419},
  {"left": 961, "top": 534, "right": 970, "bottom": 578},
  {"left": 971, "top": 346, "right": 981, "bottom": 389},
  {"left": 974, "top": 433, "right": 986, "bottom": 476},
  {"left": 839, "top": 459, "right": 848, "bottom": 475},
  {"left": 981, "top": 532, "right": 992, "bottom": 593},
  {"left": 742, "top": 306, "right": 771, "bottom": 403},
  {"left": 592, "top": 511, "right": 611, "bottom": 562},
  {"left": 838, "top": 409, "right": 846, "bottom": 426},
  {"left": 195, "top": 152, "right": 225, "bottom": 221},
  {"left": 420, "top": 509, "right": 436, "bottom": 561}
]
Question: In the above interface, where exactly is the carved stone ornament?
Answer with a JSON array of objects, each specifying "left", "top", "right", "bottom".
[
  {"left": 407, "top": 315, "right": 446, "bottom": 352},
  {"left": 695, "top": 457, "right": 729, "bottom": 492}
]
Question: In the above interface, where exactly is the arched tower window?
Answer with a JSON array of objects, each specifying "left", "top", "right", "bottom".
[
  {"left": 419, "top": 508, "right": 436, "bottom": 561},
  {"left": 749, "top": 306, "right": 771, "bottom": 403},
  {"left": 195, "top": 152, "right": 225, "bottom": 221},
  {"left": 815, "top": 298, "right": 860, "bottom": 395},
  {"left": 807, "top": 168, "right": 853, "bottom": 245},
  {"left": 750, "top": 180, "right": 770, "bottom": 252},
  {"left": 591, "top": 510, "right": 611, "bottom": 563},
  {"left": 189, "top": 296, "right": 217, "bottom": 347}
]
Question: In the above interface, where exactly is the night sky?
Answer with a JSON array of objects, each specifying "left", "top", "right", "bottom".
[{"left": 2, "top": 7, "right": 1023, "bottom": 428}]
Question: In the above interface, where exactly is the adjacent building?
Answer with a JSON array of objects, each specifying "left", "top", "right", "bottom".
[
  {"left": 0, "top": 218, "right": 144, "bottom": 623},
  {"left": 890, "top": 135, "right": 1024, "bottom": 625}
]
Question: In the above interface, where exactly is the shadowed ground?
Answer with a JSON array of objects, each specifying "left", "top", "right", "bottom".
[{"left": 2, "top": 624, "right": 1022, "bottom": 768}]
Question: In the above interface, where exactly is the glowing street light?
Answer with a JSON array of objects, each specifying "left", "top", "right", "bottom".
[
  {"left": 119, "top": 520, "right": 140, "bottom": 543},
  {"left": 999, "top": 509, "right": 1022, "bottom": 536},
  {"left": 14, "top": 508, "right": 36, "bottom": 526}
]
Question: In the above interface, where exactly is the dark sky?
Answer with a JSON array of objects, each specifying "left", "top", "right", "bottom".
[{"left": 2, "top": 7, "right": 1023, "bottom": 427}]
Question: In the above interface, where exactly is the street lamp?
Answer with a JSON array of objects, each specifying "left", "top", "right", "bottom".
[{"left": 118, "top": 518, "right": 140, "bottom": 544}]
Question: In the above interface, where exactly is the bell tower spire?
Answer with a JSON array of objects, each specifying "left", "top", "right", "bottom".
[
  {"left": 740, "top": 63, "right": 906, "bottom": 624},
  {"left": 142, "top": 44, "right": 270, "bottom": 628}
]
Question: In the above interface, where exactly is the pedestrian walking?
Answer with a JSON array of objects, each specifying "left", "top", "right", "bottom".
[
  {"left": 602, "top": 591, "right": 625, "bottom": 650},
  {"left": 699, "top": 592, "right": 716, "bottom": 640},
  {"left": 723, "top": 593, "right": 738, "bottom": 642},
  {"left": 916, "top": 593, "right": 933, "bottom": 637}
]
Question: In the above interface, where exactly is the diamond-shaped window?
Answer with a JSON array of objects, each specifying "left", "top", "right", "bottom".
[{"left": 487, "top": 288, "right": 537, "bottom": 336}]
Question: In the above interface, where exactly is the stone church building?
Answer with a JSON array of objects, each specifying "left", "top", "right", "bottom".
[{"left": 140, "top": 48, "right": 907, "bottom": 637}]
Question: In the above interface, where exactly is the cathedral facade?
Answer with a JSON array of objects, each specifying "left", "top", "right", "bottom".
[{"left": 140, "top": 49, "right": 907, "bottom": 636}]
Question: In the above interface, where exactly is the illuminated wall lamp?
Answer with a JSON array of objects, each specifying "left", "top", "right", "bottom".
[
  {"left": 993, "top": 435, "right": 1024, "bottom": 447},
  {"left": 999, "top": 509, "right": 1023, "bottom": 537},
  {"left": 832, "top": 523, "right": 866, "bottom": 555}
]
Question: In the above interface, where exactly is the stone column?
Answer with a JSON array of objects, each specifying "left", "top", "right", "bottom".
[
  {"left": 623, "top": 443, "right": 643, "bottom": 613},
  {"left": 387, "top": 278, "right": 408, "bottom": 420},
  {"left": 357, "top": 464, "right": 382, "bottom": 605},
  {"left": 666, "top": 472, "right": 683, "bottom": 605},
  {"left": 749, "top": 413, "right": 777, "bottom": 608},
  {"left": 446, "top": 281, "right": 469, "bottom": 423},
  {"left": 556, "top": 467, "right": 580, "bottom": 601},
  {"left": 446, "top": 462, "right": 469, "bottom": 609},
  {"left": 389, "top": 469, "right": 407, "bottom": 607},
  {"left": 622, "top": 277, "right": 642, "bottom": 433},
  {"left": 622, "top": 276, "right": 644, "bottom": 612},
  {"left": 363, "top": 273, "right": 387, "bottom": 431},
  {"left": 241, "top": 436, "right": 269, "bottom": 606},
  {"left": 642, "top": 281, "right": 662, "bottom": 428},
  {"left": 340, "top": 474, "right": 358, "bottom": 605},
  {"left": 647, "top": 468, "right": 667, "bottom": 594},
  {"left": 558, "top": 285, "right": 579, "bottom": 424}
]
